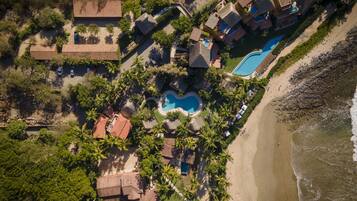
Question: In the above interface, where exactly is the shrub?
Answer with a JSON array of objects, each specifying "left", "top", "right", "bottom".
[
  {"left": 166, "top": 111, "right": 180, "bottom": 121},
  {"left": 152, "top": 30, "right": 174, "bottom": 48},
  {"left": 38, "top": 128, "right": 55, "bottom": 145},
  {"left": 6, "top": 119, "right": 28, "bottom": 140},
  {"left": 171, "top": 16, "right": 193, "bottom": 34}
]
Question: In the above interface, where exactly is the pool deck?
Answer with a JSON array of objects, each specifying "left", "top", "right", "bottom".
[{"left": 158, "top": 90, "right": 203, "bottom": 117}]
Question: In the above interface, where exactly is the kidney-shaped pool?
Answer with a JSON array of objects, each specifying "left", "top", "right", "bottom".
[{"left": 158, "top": 91, "right": 203, "bottom": 116}]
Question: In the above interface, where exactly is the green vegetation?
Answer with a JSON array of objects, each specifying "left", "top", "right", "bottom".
[
  {"left": 171, "top": 16, "right": 193, "bottom": 34},
  {"left": 152, "top": 30, "right": 174, "bottom": 49},
  {"left": 35, "top": 7, "right": 65, "bottom": 30},
  {"left": 119, "top": 18, "right": 131, "bottom": 34},
  {"left": 0, "top": 124, "right": 98, "bottom": 201},
  {"left": 122, "top": 0, "right": 141, "bottom": 18},
  {"left": 6, "top": 120, "right": 28, "bottom": 140}
]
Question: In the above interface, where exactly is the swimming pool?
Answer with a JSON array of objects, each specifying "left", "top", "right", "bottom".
[
  {"left": 159, "top": 91, "right": 202, "bottom": 116},
  {"left": 232, "top": 36, "right": 284, "bottom": 76}
]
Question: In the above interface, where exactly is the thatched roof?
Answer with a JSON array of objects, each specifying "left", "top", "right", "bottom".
[
  {"left": 189, "top": 116, "right": 205, "bottom": 132},
  {"left": 143, "top": 119, "right": 158, "bottom": 130},
  {"left": 121, "top": 100, "right": 136, "bottom": 118},
  {"left": 217, "top": 2, "right": 241, "bottom": 27},
  {"left": 189, "top": 42, "right": 210, "bottom": 68},
  {"left": 30, "top": 45, "right": 58, "bottom": 60},
  {"left": 160, "top": 138, "right": 195, "bottom": 165},
  {"left": 96, "top": 172, "right": 142, "bottom": 198},
  {"left": 205, "top": 14, "right": 219, "bottom": 29},
  {"left": 189, "top": 27, "right": 202, "bottom": 42},
  {"left": 163, "top": 119, "right": 181, "bottom": 131},
  {"left": 62, "top": 44, "right": 119, "bottom": 60},
  {"left": 73, "top": 0, "right": 122, "bottom": 18},
  {"left": 136, "top": 13, "right": 157, "bottom": 35},
  {"left": 93, "top": 115, "right": 109, "bottom": 139}
]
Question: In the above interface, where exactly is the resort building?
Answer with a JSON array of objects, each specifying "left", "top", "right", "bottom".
[
  {"left": 96, "top": 172, "right": 143, "bottom": 200},
  {"left": 204, "top": 2, "right": 246, "bottom": 45},
  {"left": 189, "top": 42, "right": 211, "bottom": 68},
  {"left": 108, "top": 113, "right": 132, "bottom": 139},
  {"left": 272, "top": 0, "right": 300, "bottom": 30},
  {"left": 161, "top": 138, "right": 196, "bottom": 175},
  {"left": 135, "top": 13, "right": 158, "bottom": 35},
  {"left": 61, "top": 44, "right": 119, "bottom": 60},
  {"left": 237, "top": 0, "right": 275, "bottom": 31},
  {"left": 30, "top": 45, "right": 58, "bottom": 61},
  {"left": 73, "top": 0, "right": 122, "bottom": 19},
  {"left": 93, "top": 115, "right": 109, "bottom": 139}
]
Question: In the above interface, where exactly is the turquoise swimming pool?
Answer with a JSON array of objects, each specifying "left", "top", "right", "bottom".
[
  {"left": 232, "top": 36, "right": 284, "bottom": 76},
  {"left": 162, "top": 92, "right": 200, "bottom": 114}
]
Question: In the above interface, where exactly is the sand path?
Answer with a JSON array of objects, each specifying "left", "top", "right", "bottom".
[{"left": 227, "top": 4, "right": 357, "bottom": 201}]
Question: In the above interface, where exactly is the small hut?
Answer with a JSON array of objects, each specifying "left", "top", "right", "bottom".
[
  {"left": 163, "top": 119, "right": 181, "bottom": 132},
  {"left": 188, "top": 116, "right": 205, "bottom": 133}
]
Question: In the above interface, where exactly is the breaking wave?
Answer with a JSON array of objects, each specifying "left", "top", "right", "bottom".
[{"left": 351, "top": 86, "right": 357, "bottom": 162}]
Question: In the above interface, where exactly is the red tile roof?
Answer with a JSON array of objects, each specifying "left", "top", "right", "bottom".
[
  {"left": 30, "top": 45, "right": 58, "bottom": 60},
  {"left": 110, "top": 113, "right": 132, "bottom": 139},
  {"left": 73, "top": 0, "right": 122, "bottom": 18},
  {"left": 93, "top": 115, "right": 109, "bottom": 139},
  {"left": 62, "top": 44, "right": 119, "bottom": 60}
]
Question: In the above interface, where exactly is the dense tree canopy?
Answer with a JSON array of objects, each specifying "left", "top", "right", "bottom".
[
  {"left": 35, "top": 7, "right": 65, "bottom": 30},
  {"left": 0, "top": 132, "right": 96, "bottom": 201},
  {"left": 171, "top": 16, "right": 193, "bottom": 34}
]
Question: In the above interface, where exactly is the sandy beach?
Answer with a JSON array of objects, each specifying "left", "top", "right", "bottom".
[{"left": 227, "top": 4, "right": 357, "bottom": 201}]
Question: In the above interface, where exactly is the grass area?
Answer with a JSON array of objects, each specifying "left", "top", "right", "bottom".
[
  {"left": 223, "top": 22, "right": 303, "bottom": 72},
  {"left": 268, "top": 9, "right": 345, "bottom": 77}
]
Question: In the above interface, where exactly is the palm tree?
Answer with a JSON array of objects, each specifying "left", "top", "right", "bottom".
[
  {"left": 101, "top": 135, "right": 129, "bottom": 153},
  {"left": 184, "top": 137, "right": 197, "bottom": 150},
  {"left": 106, "top": 62, "right": 119, "bottom": 75},
  {"left": 86, "top": 108, "right": 98, "bottom": 122},
  {"left": 162, "top": 164, "right": 179, "bottom": 184}
]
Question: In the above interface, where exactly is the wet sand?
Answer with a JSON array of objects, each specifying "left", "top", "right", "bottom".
[{"left": 253, "top": 104, "right": 298, "bottom": 201}]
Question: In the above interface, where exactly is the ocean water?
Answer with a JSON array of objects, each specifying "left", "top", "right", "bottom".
[{"left": 291, "top": 90, "right": 357, "bottom": 201}]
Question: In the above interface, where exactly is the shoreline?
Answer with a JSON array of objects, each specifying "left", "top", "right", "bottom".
[
  {"left": 226, "top": 4, "right": 357, "bottom": 201},
  {"left": 253, "top": 104, "right": 298, "bottom": 201}
]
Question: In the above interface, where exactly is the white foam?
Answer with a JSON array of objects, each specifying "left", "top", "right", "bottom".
[{"left": 351, "top": 86, "right": 357, "bottom": 162}]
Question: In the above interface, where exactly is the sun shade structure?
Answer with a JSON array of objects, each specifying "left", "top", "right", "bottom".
[
  {"left": 163, "top": 119, "right": 181, "bottom": 132},
  {"left": 62, "top": 44, "right": 119, "bottom": 60},
  {"left": 93, "top": 115, "right": 109, "bottom": 139},
  {"left": 96, "top": 172, "right": 143, "bottom": 199},
  {"left": 110, "top": 113, "right": 132, "bottom": 139},
  {"left": 142, "top": 119, "right": 158, "bottom": 130},
  {"left": 189, "top": 116, "right": 205, "bottom": 132},
  {"left": 73, "top": 0, "right": 122, "bottom": 18},
  {"left": 135, "top": 13, "right": 157, "bottom": 35},
  {"left": 30, "top": 45, "right": 58, "bottom": 60},
  {"left": 189, "top": 42, "right": 211, "bottom": 68},
  {"left": 217, "top": 2, "right": 242, "bottom": 27}
]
